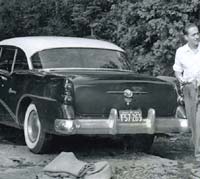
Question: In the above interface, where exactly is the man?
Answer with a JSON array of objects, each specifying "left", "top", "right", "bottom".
[{"left": 173, "top": 23, "right": 200, "bottom": 162}]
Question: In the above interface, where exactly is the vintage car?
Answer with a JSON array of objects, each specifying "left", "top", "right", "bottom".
[{"left": 0, "top": 36, "right": 187, "bottom": 153}]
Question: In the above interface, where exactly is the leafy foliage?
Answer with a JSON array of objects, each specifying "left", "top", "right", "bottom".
[{"left": 0, "top": 0, "right": 200, "bottom": 75}]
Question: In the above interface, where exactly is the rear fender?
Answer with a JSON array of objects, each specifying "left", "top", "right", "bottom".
[{"left": 17, "top": 94, "right": 62, "bottom": 133}]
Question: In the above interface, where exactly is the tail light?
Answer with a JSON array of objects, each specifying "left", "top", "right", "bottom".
[
  {"left": 63, "top": 79, "right": 74, "bottom": 105},
  {"left": 62, "top": 79, "right": 75, "bottom": 119}
]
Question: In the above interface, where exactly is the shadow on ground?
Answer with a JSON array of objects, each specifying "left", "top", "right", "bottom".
[{"left": 0, "top": 124, "right": 25, "bottom": 145}]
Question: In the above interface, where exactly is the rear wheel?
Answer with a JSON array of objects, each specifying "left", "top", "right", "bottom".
[
  {"left": 24, "top": 103, "right": 51, "bottom": 154},
  {"left": 123, "top": 134, "right": 154, "bottom": 152}
]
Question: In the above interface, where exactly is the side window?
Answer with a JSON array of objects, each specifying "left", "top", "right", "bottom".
[
  {"left": 0, "top": 47, "right": 16, "bottom": 72},
  {"left": 14, "top": 49, "right": 29, "bottom": 70}
]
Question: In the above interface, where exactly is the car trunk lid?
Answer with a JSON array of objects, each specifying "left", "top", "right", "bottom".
[{"left": 63, "top": 70, "right": 178, "bottom": 118}]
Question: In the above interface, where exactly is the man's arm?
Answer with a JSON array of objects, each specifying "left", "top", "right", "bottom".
[{"left": 173, "top": 48, "right": 185, "bottom": 84}]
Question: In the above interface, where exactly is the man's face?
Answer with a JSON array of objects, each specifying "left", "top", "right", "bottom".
[{"left": 185, "top": 26, "right": 200, "bottom": 47}]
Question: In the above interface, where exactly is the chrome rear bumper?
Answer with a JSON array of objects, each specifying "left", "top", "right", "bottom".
[{"left": 54, "top": 108, "right": 189, "bottom": 135}]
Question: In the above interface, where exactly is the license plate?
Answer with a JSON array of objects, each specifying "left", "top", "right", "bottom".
[{"left": 119, "top": 110, "right": 143, "bottom": 123}]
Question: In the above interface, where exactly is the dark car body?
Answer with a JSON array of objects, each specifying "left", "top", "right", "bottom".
[{"left": 0, "top": 37, "right": 187, "bottom": 153}]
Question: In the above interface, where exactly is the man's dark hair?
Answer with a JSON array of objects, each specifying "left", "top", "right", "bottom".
[{"left": 183, "top": 23, "right": 198, "bottom": 35}]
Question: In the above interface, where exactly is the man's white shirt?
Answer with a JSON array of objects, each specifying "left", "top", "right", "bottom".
[{"left": 173, "top": 43, "right": 200, "bottom": 83}]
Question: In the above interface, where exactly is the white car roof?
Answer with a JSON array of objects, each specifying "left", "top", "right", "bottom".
[{"left": 0, "top": 36, "right": 124, "bottom": 59}]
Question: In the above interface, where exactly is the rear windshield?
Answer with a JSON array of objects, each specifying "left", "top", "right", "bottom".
[{"left": 31, "top": 48, "right": 130, "bottom": 70}]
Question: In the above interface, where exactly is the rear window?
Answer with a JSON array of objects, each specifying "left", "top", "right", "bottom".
[{"left": 31, "top": 48, "right": 130, "bottom": 70}]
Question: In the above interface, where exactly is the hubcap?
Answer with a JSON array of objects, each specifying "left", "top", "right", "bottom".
[{"left": 27, "top": 110, "right": 40, "bottom": 143}]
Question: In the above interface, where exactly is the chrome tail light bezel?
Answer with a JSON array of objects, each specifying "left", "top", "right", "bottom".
[{"left": 63, "top": 79, "right": 74, "bottom": 105}]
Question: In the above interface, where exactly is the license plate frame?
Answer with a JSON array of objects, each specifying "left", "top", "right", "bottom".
[{"left": 119, "top": 109, "right": 143, "bottom": 123}]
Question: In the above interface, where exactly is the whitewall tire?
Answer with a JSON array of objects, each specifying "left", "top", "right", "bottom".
[{"left": 24, "top": 103, "right": 50, "bottom": 153}]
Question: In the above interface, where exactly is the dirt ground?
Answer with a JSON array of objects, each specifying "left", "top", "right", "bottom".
[{"left": 0, "top": 124, "right": 199, "bottom": 179}]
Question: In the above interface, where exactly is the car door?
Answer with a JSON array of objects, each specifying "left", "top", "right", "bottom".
[
  {"left": 7, "top": 48, "right": 29, "bottom": 114},
  {"left": 0, "top": 46, "right": 17, "bottom": 124}
]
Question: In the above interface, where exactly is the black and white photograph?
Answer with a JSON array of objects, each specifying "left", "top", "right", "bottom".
[{"left": 0, "top": 0, "right": 199, "bottom": 178}]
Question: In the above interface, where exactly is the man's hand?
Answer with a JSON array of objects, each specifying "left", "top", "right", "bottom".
[
  {"left": 179, "top": 78, "right": 187, "bottom": 85},
  {"left": 175, "top": 71, "right": 186, "bottom": 85}
]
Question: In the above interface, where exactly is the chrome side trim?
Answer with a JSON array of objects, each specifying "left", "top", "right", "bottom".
[
  {"left": 107, "top": 91, "right": 148, "bottom": 94},
  {"left": 18, "top": 94, "right": 57, "bottom": 102}
]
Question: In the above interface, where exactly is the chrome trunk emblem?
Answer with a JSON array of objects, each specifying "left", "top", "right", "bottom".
[
  {"left": 124, "top": 89, "right": 133, "bottom": 106},
  {"left": 123, "top": 89, "right": 133, "bottom": 98},
  {"left": 106, "top": 89, "right": 148, "bottom": 106}
]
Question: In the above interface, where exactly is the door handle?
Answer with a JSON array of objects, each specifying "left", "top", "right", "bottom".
[
  {"left": 0, "top": 76, "right": 7, "bottom": 81},
  {"left": 8, "top": 88, "right": 17, "bottom": 94}
]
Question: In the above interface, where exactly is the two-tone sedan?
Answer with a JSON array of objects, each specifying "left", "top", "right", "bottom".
[{"left": 0, "top": 36, "right": 187, "bottom": 153}]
